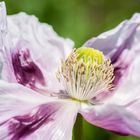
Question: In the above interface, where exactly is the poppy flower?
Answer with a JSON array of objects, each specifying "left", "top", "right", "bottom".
[{"left": 1, "top": 1, "right": 140, "bottom": 140}]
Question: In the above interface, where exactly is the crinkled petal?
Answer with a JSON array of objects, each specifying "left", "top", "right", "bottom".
[
  {"left": 0, "top": 80, "right": 79, "bottom": 140},
  {"left": 84, "top": 13, "right": 140, "bottom": 58},
  {"left": 0, "top": 2, "right": 16, "bottom": 82},
  {"left": 21, "top": 101, "right": 79, "bottom": 140},
  {"left": 0, "top": 2, "right": 19, "bottom": 83},
  {"left": 106, "top": 56, "right": 140, "bottom": 120},
  {"left": 84, "top": 13, "right": 140, "bottom": 85},
  {"left": 0, "top": 2, "right": 74, "bottom": 91},
  {"left": 0, "top": 80, "right": 54, "bottom": 124},
  {"left": 83, "top": 13, "right": 140, "bottom": 124},
  {"left": 111, "top": 57, "right": 140, "bottom": 104},
  {"left": 80, "top": 104, "right": 140, "bottom": 137},
  {"left": 7, "top": 13, "right": 74, "bottom": 91}
]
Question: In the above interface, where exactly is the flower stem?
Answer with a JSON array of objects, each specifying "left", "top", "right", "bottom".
[{"left": 73, "top": 113, "right": 83, "bottom": 140}]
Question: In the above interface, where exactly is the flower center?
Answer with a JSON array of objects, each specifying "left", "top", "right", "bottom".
[{"left": 57, "top": 47, "right": 114, "bottom": 101}]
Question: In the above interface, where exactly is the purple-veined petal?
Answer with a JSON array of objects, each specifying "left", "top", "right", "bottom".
[
  {"left": 105, "top": 55, "right": 140, "bottom": 120},
  {"left": 0, "top": 2, "right": 74, "bottom": 91},
  {"left": 89, "top": 32, "right": 140, "bottom": 104},
  {"left": 83, "top": 13, "right": 140, "bottom": 86},
  {"left": 1, "top": 101, "right": 79, "bottom": 140},
  {"left": 80, "top": 104, "right": 140, "bottom": 137},
  {"left": 0, "top": 102, "right": 61, "bottom": 140},
  {"left": 0, "top": 80, "right": 54, "bottom": 124},
  {"left": 0, "top": 80, "right": 79, "bottom": 140},
  {"left": 20, "top": 101, "right": 79, "bottom": 140}
]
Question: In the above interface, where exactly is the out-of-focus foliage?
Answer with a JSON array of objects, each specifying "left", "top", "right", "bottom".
[{"left": 1, "top": 0, "right": 140, "bottom": 140}]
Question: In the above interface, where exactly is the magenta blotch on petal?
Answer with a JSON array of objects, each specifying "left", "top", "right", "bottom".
[
  {"left": 0, "top": 4, "right": 74, "bottom": 91},
  {"left": 7, "top": 103, "right": 61, "bottom": 140},
  {"left": 11, "top": 48, "right": 46, "bottom": 88},
  {"left": 0, "top": 80, "right": 79, "bottom": 140}
]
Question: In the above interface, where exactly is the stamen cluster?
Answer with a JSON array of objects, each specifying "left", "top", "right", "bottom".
[{"left": 57, "top": 48, "right": 114, "bottom": 101}]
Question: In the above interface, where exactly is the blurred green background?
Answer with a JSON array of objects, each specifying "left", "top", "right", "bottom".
[{"left": 1, "top": 0, "right": 140, "bottom": 140}]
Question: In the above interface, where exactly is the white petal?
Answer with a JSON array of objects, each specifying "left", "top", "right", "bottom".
[
  {"left": 83, "top": 13, "right": 140, "bottom": 87},
  {"left": 103, "top": 55, "right": 140, "bottom": 120},
  {"left": 7, "top": 13, "right": 74, "bottom": 82},
  {"left": 0, "top": 2, "right": 16, "bottom": 82},
  {"left": 22, "top": 101, "right": 79, "bottom": 140},
  {"left": 0, "top": 80, "right": 54, "bottom": 124},
  {"left": 0, "top": 6, "right": 74, "bottom": 91},
  {"left": 83, "top": 13, "right": 140, "bottom": 58},
  {"left": 108, "top": 56, "right": 140, "bottom": 105},
  {"left": 0, "top": 81, "right": 79, "bottom": 140}
]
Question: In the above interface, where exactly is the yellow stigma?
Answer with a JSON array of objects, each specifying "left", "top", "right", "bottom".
[
  {"left": 76, "top": 48, "right": 104, "bottom": 64},
  {"left": 57, "top": 47, "right": 114, "bottom": 101}
]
